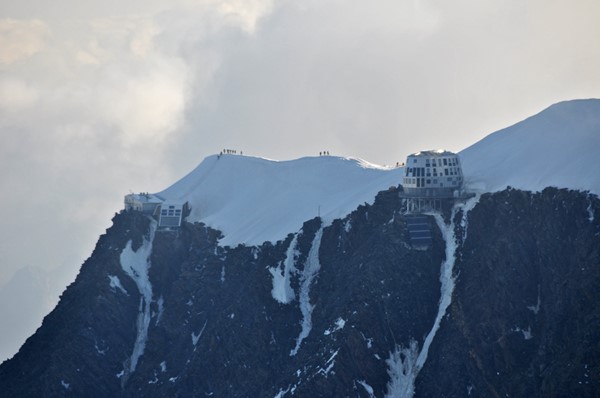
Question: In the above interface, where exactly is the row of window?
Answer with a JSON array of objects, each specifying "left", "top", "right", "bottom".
[
  {"left": 160, "top": 209, "right": 182, "bottom": 217},
  {"left": 411, "top": 157, "right": 459, "bottom": 167},
  {"left": 404, "top": 176, "right": 462, "bottom": 186},
  {"left": 405, "top": 167, "right": 461, "bottom": 177}
]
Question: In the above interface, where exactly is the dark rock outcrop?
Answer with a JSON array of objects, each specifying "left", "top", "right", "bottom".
[
  {"left": 418, "top": 188, "right": 600, "bottom": 398},
  {"left": 0, "top": 187, "right": 598, "bottom": 398}
]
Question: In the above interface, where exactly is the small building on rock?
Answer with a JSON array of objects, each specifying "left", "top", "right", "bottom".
[
  {"left": 124, "top": 193, "right": 188, "bottom": 228},
  {"left": 124, "top": 193, "right": 163, "bottom": 216},
  {"left": 158, "top": 200, "right": 186, "bottom": 228}
]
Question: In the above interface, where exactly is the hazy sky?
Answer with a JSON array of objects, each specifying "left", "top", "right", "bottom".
[{"left": 1, "top": 0, "right": 599, "bottom": 361}]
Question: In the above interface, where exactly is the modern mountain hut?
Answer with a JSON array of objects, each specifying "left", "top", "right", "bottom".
[
  {"left": 400, "top": 150, "right": 466, "bottom": 212},
  {"left": 124, "top": 193, "right": 188, "bottom": 228}
]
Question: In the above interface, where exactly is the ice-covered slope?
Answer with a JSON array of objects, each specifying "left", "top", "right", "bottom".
[
  {"left": 460, "top": 99, "right": 600, "bottom": 195},
  {"left": 158, "top": 155, "right": 404, "bottom": 246}
]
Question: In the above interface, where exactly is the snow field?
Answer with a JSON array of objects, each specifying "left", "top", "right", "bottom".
[
  {"left": 158, "top": 155, "right": 404, "bottom": 247},
  {"left": 460, "top": 99, "right": 600, "bottom": 195}
]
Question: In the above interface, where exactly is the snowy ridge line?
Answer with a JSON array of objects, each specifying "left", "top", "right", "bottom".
[
  {"left": 156, "top": 154, "right": 405, "bottom": 247},
  {"left": 290, "top": 226, "right": 324, "bottom": 356},
  {"left": 270, "top": 233, "right": 299, "bottom": 304},
  {"left": 384, "top": 196, "right": 479, "bottom": 398},
  {"left": 118, "top": 220, "right": 157, "bottom": 383}
]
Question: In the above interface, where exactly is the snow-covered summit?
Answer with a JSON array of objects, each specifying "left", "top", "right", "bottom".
[
  {"left": 157, "top": 99, "right": 599, "bottom": 246},
  {"left": 158, "top": 155, "right": 404, "bottom": 246},
  {"left": 460, "top": 99, "right": 600, "bottom": 195}
]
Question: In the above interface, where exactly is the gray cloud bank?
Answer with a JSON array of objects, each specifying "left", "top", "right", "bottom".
[{"left": 1, "top": 0, "right": 599, "bottom": 361}]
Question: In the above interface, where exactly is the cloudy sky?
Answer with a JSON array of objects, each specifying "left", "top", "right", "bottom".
[{"left": 1, "top": 0, "right": 599, "bottom": 361}]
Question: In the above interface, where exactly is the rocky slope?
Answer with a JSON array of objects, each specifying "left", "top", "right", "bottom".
[
  {"left": 418, "top": 187, "right": 600, "bottom": 397},
  {"left": 0, "top": 187, "right": 598, "bottom": 397}
]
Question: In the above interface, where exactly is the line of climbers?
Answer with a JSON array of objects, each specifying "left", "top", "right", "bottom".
[
  {"left": 221, "top": 149, "right": 242, "bottom": 155},
  {"left": 219, "top": 149, "right": 243, "bottom": 159}
]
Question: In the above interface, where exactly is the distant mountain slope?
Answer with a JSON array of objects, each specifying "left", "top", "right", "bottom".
[
  {"left": 460, "top": 99, "right": 600, "bottom": 195},
  {"left": 157, "top": 155, "right": 404, "bottom": 246}
]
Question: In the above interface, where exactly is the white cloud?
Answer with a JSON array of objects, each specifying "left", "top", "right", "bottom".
[
  {"left": 0, "top": 77, "right": 39, "bottom": 109},
  {"left": 0, "top": 19, "right": 49, "bottom": 64},
  {"left": 100, "top": 57, "right": 188, "bottom": 145},
  {"left": 215, "top": 0, "right": 275, "bottom": 33}
]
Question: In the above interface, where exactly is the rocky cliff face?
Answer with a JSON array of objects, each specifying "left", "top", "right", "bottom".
[
  {"left": 418, "top": 187, "right": 600, "bottom": 398},
  {"left": 0, "top": 187, "right": 598, "bottom": 398}
]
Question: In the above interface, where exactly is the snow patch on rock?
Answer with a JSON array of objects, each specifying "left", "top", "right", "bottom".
[
  {"left": 290, "top": 227, "right": 323, "bottom": 356},
  {"left": 108, "top": 275, "right": 128, "bottom": 295},
  {"left": 324, "top": 317, "right": 346, "bottom": 335},
  {"left": 119, "top": 221, "right": 157, "bottom": 379},
  {"left": 357, "top": 380, "right": 376, "bottom": 398},
  {"left": 385, "top": 339, "right": 419, "bottom": 398},
  {"left": 269, "top": 234, "right": 299, "bottom": 304}
]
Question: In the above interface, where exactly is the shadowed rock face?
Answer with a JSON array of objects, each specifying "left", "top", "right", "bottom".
[
  {"left": 417, "top": 187, "right": 600, "bottom": 398},
  {"left": 1, "top": 187, "right": 598, "bottom": 398}
]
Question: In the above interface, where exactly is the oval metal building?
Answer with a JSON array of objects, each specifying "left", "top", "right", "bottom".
[
  {"left": 402, "top": 150, "right": 464, "bottom": 198},
  {"left": 401, "top": 150, "right": 468, "bottom": 213}
]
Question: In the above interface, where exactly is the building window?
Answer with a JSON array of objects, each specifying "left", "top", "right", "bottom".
[
  {"left": 427, "top": 179, "right": 431, "bottom": 184},
  {"left": 443, "top": 158, "right": 448, "bottom": 166}
]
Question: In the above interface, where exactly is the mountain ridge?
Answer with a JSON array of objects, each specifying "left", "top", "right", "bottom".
[
  {"left": 460, "top": 98, "right": 600, "bottom": 195},
  {"left": 154, "top": 98, "right": 600, "bottom": 248}
]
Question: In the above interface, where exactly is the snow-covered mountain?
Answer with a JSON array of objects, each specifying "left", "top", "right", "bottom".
[
  {"left": 156, "top": 99, "right": 600, "bottom": 248},
  {"left": 460, "top": 98, "right": 600, "bottom": 195},
  {"left": 158, "top": 155, "right": 403, "bottom": 246},
  {"left": 1, "top": 99, "right": 599, "bottom": 397}
]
